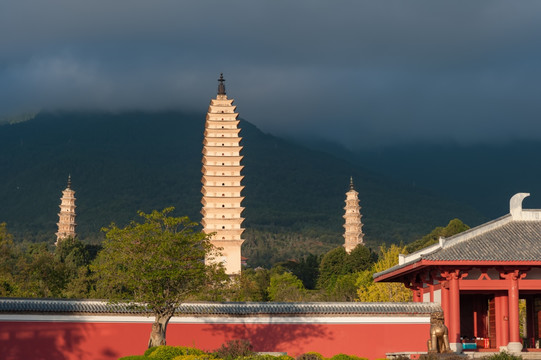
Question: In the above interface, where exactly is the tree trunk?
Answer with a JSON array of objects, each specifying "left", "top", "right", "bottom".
[{"left": 148, "top": 311, "right": 174, "bottom": 348}]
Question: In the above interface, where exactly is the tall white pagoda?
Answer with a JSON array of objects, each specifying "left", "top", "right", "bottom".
[
  {"left": 343, "top": 177, "right": 364, "bottom": 253},
  {"left": 56, "top": 175, "right": 77, "bottom": 244},
  {"left": 200, "top": 74, "right": 245, "bottom": 274}
]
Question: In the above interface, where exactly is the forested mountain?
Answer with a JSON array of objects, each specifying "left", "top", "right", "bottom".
[
  {"left": 0, "top": 111, "right": 484, "bottom": 267},
  {"left": 298, "top": 139, "right": 541, "bottom": 220}
]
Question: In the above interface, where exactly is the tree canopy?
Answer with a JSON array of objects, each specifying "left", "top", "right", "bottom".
[
  {"left": 92, "top": 207, "right": 227, "bottom": 347},
  {"left": 405, "top": 218, "right": 469, "bottom": 253},
  {"left": 357, "top": 244, "right": 411, "bottom": 302}
]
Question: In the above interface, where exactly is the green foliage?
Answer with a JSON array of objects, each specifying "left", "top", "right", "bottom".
[
  {"left": 316, "top": 245, "right": 376, "bottom": 300},
  {"left": 274, "top": 253, "right": 321, "bottom": 290},
  {"left": 330, "top": 354, "right": 367, "bottom": 360},
  {"left": 93, "top": 208, "right": 227, "bottom": 347},
  {"left": 16, "top": 243, "right": 66, "bottom": 297},
  {"left": 239, "top": 355, "right": 294, "bottom": 360},
  {"left": 145, "top": 347, "right": 160, "bottom": 356},
  {"left": 55, "top": 237, "right": 91, "bottom": 267},
  {"left": 267, "top": 271, "right": 306, "bottom": 301},
  {"left": 0, "top": 111, "right": 486, "bottom": 269},
  {"left": 118, "top": 356, "right": 148, "bottom": 360},
  {"left": 93, "top": 207, "right": 224, "bottom": 307},
  {"left": 214, "top": 339, "right": 254, "bottom": 360},
  {"left": 317, "top": 247, "right": 347, "bottom": 290},
  {"left": 172, "top": 355, "right": 216, "bottom": 360},
  {"left": 480, "top": 352, "right": 523, "bottom": 360},
  {"left": 344, "top": 246, "right": 376, "bottom": 273},
  {"left": 405, "top": 218, "right": 469, "bottom": 253},
  {"left": 357, "top": 244, "right": 411, "bottom": 302},
  {"left": 326, "top": 273, "right": 359, "bottom": 301},
  {"left": 419, "top": 354, "right": 472, "bottom": 360},
  {"left": 275, "top": 356, "right": 295, "bottom": 360},
  {"left": 296, "top": 352, "right": 324, "bottom": 360},
  {"left": 0, "top": 223, "right": 18, "bottom": 296},
  {"left": 147, "top": 345, "right": 187, "bottom": 359},
  {"left": 144, "top": 346, "right": 207, "bottom": 359},
  {"left": 229, "top": 268, "right": 270, "bottom": 301}
]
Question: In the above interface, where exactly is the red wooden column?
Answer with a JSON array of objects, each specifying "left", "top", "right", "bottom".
[
  {"left": 404, "top": 278, "right": 423, "bottom": 303},
  {"left": 448, "top": 270, "right": 462, "bottom": 352},
  {"left": 440, "top": 275, "right": 450, "bottom": 331},
  {"left": 500, "top": 292, "right": 510, "bottom": 350},
  {"left": 502, "top": 270, "right": 524, "bottom": 353},
  {"left": 495, "top": 295, "right": 502, "bottom": 349}
]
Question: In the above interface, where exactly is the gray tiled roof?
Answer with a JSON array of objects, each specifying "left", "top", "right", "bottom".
[
  {"left": 374, "top": 215, "right": 541, "bottom": 280},
  {"left": 0, "top": 298, "right": 440, "bottom": 316},
  {"left": 424, "top": 221, "right": 541, "bottom": 261}
]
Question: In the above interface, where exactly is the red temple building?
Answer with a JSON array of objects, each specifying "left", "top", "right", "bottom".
[{"left": 374, "top": 193, "right": 541, "bottom": 354}]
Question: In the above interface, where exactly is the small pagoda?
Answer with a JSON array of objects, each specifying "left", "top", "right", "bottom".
[
  {"left": 55, "top": 175, "right": 77, "bottom": 244},
  {"left": 200, "top": 74, "right": 245, "bottom": 275},
  {"left": 343, "top": 177, "right": 364, "bottom": 253}
]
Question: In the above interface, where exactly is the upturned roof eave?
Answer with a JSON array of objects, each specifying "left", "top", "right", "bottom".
[{"left": 374, "top": 259, "right": 541, "bottom": 283}]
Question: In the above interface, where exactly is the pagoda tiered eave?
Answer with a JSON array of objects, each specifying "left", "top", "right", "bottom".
[{"left": 201, "top": 197, "right": 245, "bottom": 206}]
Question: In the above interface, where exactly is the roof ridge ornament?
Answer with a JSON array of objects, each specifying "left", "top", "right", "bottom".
[{"left": 510, "top": 192, "right": 530, "bottom": 220}]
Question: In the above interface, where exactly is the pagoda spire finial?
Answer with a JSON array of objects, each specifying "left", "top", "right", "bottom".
[
  {"left": 349, "top": 176, "right": 354, "bottom": 190},
  {"left": 67, "top": 174, "right": 72, "bottom": 189},
  {"left": 217, "top": 73, "right": 226, "bottom": 95}
]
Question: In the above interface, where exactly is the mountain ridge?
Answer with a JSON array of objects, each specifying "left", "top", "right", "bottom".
[{"left": 0, "top": 111, "right": 485, "bottom": 267}]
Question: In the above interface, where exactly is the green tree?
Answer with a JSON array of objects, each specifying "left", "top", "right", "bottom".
[
  {"left": 357, "top": 244, "right": 411, "bottom": 302},
  {"left": 267, "top": 271, "right": 306, "bottom": 301},
  {"left": 92, "top": 208, "right": 226, "bottom": 348},
  {"left": 317, "top": 245, "right": 377, "bottom": 300},
  {"left": 55, "top": 237, "right": 94, "bottom": 298},
  {"left": 328, "top": 273, "right": 359, "bottom": 301},
  {"left": 277, "top": 254, "right": 321, "bottom": 290},
  {"left": 344, "top": 245, "right": 377, "bottom": 273},
  {"left": 17, "top": 243, "right": 66, "bottom": 298},
  {"left": 405, "top": 218, "right": 469, "bottom": 253},
  {"left": 317, "top": 246, "right": 347, "bottom": 290},
  {"left": 0, "top": 223, "right": 18, "bottom": 296},
  {"left": 229, "top": 268, "right": 270, "bottom": 301},
  {"left": 55, "top": 237, "right": 91, "bottom": 268}
]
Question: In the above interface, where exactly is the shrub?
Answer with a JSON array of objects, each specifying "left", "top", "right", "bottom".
[
  {"left": 172, "top": 355, "right": 216, "bottom": 360},
  {"left": 148, "top": 346, "right": 189, "bottom": 359},
  {"left": 274, "top": 356, "right": 295, "bottom": 360},
  {"left": 419, "top": 354, "right": 466, "bottom": 360},
  {"left": 296, "top": 352, "right": 325, "bottom": 360},
  {"left": 182, "top": 347, "right": 207, "bottom": 356},
  {"left": 238, "top": 355, "right": 294, "bottom": 360},
  {"left": 330, "top": 354, "right": 367, "bottom": 360},
  {"left": 145, "top": 347, "right": 159, "bottom": 356},
  {"left": 214, "top": 339, "right": 254, "bottom": 360},
  {"left": 118, "top": 356, "right": 147, "bottom": 360},
  {"left": 481, "top": 352, "right": 523, "bottom": 360}
]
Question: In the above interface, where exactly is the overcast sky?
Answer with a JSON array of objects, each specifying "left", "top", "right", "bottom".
[{"left": 2, "top": 1, "right": 541, "bottom": 148}]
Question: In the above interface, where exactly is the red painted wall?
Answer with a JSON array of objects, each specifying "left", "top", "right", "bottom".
[{"left": 0, "top": 321, "right": 429, "bottom": 360}]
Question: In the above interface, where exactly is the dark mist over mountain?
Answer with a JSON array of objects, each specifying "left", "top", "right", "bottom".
[
  {"left": 298, "top": 139, "right": 541, "bottom": 220},
  {"left": 0, "top": 111, "right": 485, "bottom": 267}
]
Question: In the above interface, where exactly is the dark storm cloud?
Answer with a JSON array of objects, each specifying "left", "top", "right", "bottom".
[{"left": 1, "top": 1, "right": 541, "bottom": 147}]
